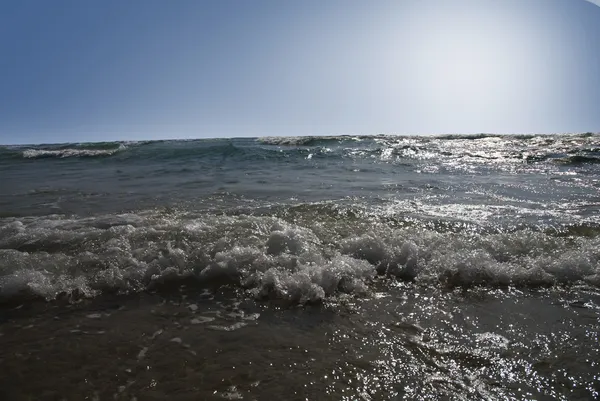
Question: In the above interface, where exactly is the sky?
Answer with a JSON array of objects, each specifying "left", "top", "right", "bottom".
[{"left": 0, "top": 0, "right": 599, "bottom": 144}]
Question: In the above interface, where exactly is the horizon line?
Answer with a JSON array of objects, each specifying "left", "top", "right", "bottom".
[{"left": 2, "top": 131, "right": 599, "bottom": 147}]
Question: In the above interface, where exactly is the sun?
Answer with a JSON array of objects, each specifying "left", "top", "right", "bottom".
[
  {"left": 417, "top": 27, "right": 523, "bottom": 111},
  {"left": 380, "top": 0, "right": 562, "bottom": 132},
  {"left": 406, "top": 8, "right": 530, "bottom": 110}
]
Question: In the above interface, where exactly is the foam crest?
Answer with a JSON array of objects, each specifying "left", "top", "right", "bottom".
[
  {"left": 22, "top": 144, "right": 126, "bottom": 159},
  {"left": 249, "top": 255, "right": 375, "bottom": 303},
  {"left": 0, "top": 211, "right": 599, "bottom": 305}
]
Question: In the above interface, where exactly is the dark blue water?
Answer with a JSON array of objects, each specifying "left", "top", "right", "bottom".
[{"left": 1, "top": 134, "right": 599, "bottom": 400}]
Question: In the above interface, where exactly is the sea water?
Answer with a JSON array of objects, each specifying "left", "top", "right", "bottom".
[{"left": 0, "top": 134, "right": 599, "bottom": 400}]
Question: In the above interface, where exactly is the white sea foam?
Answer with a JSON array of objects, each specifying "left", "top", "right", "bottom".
[
  {"left": 22, "top": 144, "right": 126, "bottom": 159},
  {"left": 0, "top": 211, "right": 599, "bottom": 304}
]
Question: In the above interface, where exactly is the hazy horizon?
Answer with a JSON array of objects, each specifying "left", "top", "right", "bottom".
[
  {"left": 4, "top": 131, "right": 600, "bottom": 148},
  {"left": 1, "top": 0, "right": 600, "bottom": 145}
]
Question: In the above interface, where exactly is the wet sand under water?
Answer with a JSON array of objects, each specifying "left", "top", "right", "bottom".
[{"left": 1, "top": 284, "right": 599, "bottom": 401}]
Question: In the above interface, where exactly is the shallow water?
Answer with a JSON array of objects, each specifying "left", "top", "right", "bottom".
[
  {"left": 1, "top": 134, "right": 599, "bottom": 399},
  {"left": 1, "top": 285, "right": 598, "bottom": 400}
]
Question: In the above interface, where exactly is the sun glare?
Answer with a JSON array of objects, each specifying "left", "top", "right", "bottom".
[{"left": 381, "top": 0, "right": 566, "bottom": 132}]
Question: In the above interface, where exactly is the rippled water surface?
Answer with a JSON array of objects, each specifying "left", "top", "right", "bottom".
[{"left": 1, "top": 134, "right": 599, "bottom": 400}]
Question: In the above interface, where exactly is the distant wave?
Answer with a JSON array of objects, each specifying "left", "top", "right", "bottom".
[
  {"left": 525, "top": 151, "right": 600, "bottom": 165},
  {"left": 22, "top": 143, "right": 127, "bottom": 159},
  {"left": 434, "top": 132, "right": 597, "bottom": 140},
  {"left": 434, "top": 133, "right": 505, "bottom": 140},
  {"left": 1, "top": 134, "right": 598, "bottom": 167},
  {"left": 255, "top": 134, "right": 600, "bottom": 167},
  {"left": 556, "top": 155, "right": 600, "bottom": 165},
  {"left": 257, "top": 135, "right": 363, "bottom": 146}
]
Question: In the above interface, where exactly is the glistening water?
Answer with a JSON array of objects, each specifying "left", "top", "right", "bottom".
[{"left": 1, "top": 134, "right": 599, "bottom": 400}]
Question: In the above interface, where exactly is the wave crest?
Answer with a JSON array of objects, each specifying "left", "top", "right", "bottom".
[
  {"left": 257, "top": 136, "right": 362, "bottom": 146},
  {"left": 22, "top": 144, "right": 126, "bottom": 159}
]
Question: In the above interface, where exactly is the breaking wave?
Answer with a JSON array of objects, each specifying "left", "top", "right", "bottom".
[
  {"left": 1, "top": 208, "right": 599, "bottom": 305},
  {"left": 22, "top": 144, "right": 127, "bottom": 159},
  {"left": 1, "top": 134, "right": 597, "bottom": 169},
  {"left": 257, "top": 135, "right": 364, "bottom": 146}
]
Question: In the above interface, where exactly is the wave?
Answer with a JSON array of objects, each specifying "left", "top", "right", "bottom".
[
  {"left": 136, "top": 141, "right": 305, "bottom": 163},
  {"left": 556, "top": 155, "right": 600, "bottom": 165},
  {"left": 1, "top": 208, "right": 599, "bottom": 306},
  {"left": 260, "top": 134, "right": 600, "bottom": 168},
  {"left": 3, "top": 134, "right": 599, "bottom": 167},
  {"left": 2, "top": 139, "right": 316, "bottom": 165},
  {"left": 434, "top": 133, "right": 505, "bottom": 140},
  {"left": 22, "top": 143, "right": 127, "bottom": 159},
  {"left": 257, "top": 135, "right": 363, "bottom": 146},
  {"left": 434, "top": 132, "right": 598, "bottom": 140}
]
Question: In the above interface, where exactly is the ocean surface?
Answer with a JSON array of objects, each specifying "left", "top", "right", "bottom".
[{"left": 1, "top": 134, "right": 599, "bottom": 400}]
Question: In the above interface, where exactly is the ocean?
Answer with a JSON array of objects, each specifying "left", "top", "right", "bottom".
[{"left": 0, "top": 134, "right": 599, "bottom": 400}]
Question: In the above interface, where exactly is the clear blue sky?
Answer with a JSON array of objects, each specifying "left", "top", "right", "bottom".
[{"left": 1, "top": 0, "right": 599, "bottom": 144}]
